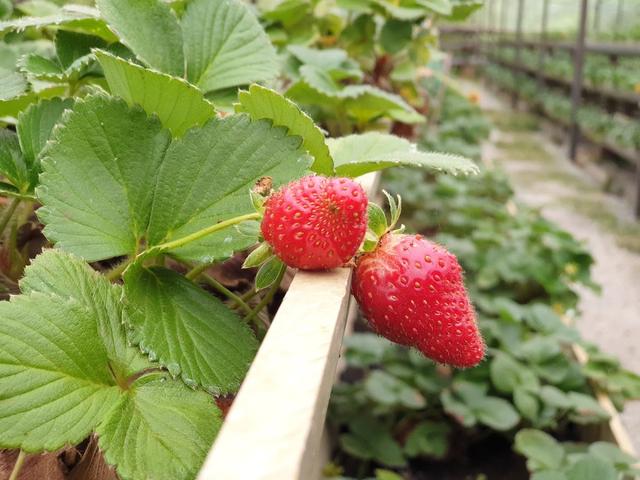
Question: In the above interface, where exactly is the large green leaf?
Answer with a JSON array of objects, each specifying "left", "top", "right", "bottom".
[
  {"left": 327, "top": 132, "right": 479, "bottom": 177},
  {"left": 96, "top": 50, "right": 215, "bottom": 137},
  {"left": 97, "top": 374, "right": 220, "bottom": 480},
  {"left": 182, "top": 0, "right": 278, "bottom": 93},
  {"left": 20, "top": 249, "right": 148, "bottom": 375},
  {"left": 236, "top": 84, "right": 333, "bottom": 175},
  {"left": 1, "top": 250, "right": 221, "bottom": 479},
  {"left": 17, "top": 97, "right": 74, "bottom": 190},
  {"left": 0, "top": 293, "right": 120, "bottom": 451},
  {"left": 37, "top": 95, "right": 308, "bottom": 262},
  {"left": 38, "top": 95, "right": 172, "bottom": 260},
  {"left": 96, "top": 0, "right": 184, "bottom": 77},
  {"left": 124, "top": 266, "right": 258, "bottom": 394}
]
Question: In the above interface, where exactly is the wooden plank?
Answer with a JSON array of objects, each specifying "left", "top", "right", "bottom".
[{"left": 197, "top": 173, "right": 378, "bottom": 480}]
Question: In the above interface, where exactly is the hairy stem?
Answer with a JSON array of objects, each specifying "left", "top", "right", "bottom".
[
  {"left": 0, "top": 198, "right": 21, "bottom": 239},
  {"left": 197, "top": 271, "right": 254, "bottom": 316},
  {"left": 9, "top": 450, "right": 26, "bottom": 480},
  {"left": 244, "top": 265, "right": 286, "bottom": 328},
  {"left": 105, "top": 256, "right": 133, "bottom": 282}
]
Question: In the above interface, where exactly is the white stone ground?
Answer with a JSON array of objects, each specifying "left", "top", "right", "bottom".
[{"left": 454, "top": 78, "right": 640, "bottom": 451}]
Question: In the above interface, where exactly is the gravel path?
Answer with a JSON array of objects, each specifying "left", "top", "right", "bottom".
[{"left": 454, "top": 78, "right": 640, "bottom": 451}]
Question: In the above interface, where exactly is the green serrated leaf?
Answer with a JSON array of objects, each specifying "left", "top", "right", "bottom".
[
  {"left": 367, "top": 203, "right": 387, "bottom": 238},
  {"left": 565, "top": 456, "right": 617, "bottom": 480},
  {"left": 183, "top": 0, "right": 278, "bottom": 93},
  {"left": 17, "top": 97, "right": 74, "bottom": 190},
  {"left": 96, "top": 50, "right": 215, "bottom": 137},
  {"left": 255, "top": 256, "right": 285, "bottom": 290},
  {"left": 243, "top": 242, "right": 274, "bottom": 269},
  {"left": 0, "top": 68, "right": 28, "bottom": 100},
  {"left": 0, "top": 6, "right": 114, "bottom": 41},
  {"left": 18, "top": 53, "right": 61, "bottom": 79},
  {"left": 514, "top": 429, "right": 564, "bottom": 470},
  {"left": 236, "top": 84, "right": 333, "bottom": 175},
  {"left": 55, "top": 30, "right": 106, "bottom": 69},
  {"left": 416, "top": 0, "right": 452, "bottom": 14},
  {"left": 37, "top": 95, "right": 309, "bottom": 263},
  {"left": 490, "top": 352, "right": 522, "bottom": 393},
  {"left": 0, "top": 129, "right": 29, "bottom": 191},
  {"left": 97, "top": 373, "right": 220, "bottom": 480},
  {"left": 123, "top": 265, "right": 258, "bottom": 394},
  {"left": 0, "top": 85, "right": 67, "bottom": 120},
  {"left": 341, "top": 415, "right": 407, "bottom": 467},
  {"left": 380, "top": 19, "right": 413, "bottom": 54},
  {"left": 404, "top": 420, "right": 451, "bottom": 458},
  {"left": 514, "top": 388, "right": 540, "bottom": 421},
  {"left": 96, "top": 0, "right": 184, "bottom": 76},
  {"left": 328, "top": 132, "right": 479, "bottom": 177},
  {"left": 287, "top": 65, "right": 423, "bottom": 124},
  {"left": 371, "top": 0, "right": 427, "bottom": 20},
  {"left": 5, "top": 250, "right": 221, "bottom": 479},
  {"left": 20, "top": 249, "right": 148, "bottom": 376},
  {"left": 0, "top": 292, "right": 121, "bottom": 451},
  {"left": 473, "top": 396, "right": 520, "bottom": 431}
]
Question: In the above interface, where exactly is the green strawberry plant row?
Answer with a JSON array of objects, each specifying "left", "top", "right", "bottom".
[
  {"left": 0, "top": 0, "right": 485, "bottom": 479},
  {"left": 327, "top": 85, "right": 640, "bottom": 479}
]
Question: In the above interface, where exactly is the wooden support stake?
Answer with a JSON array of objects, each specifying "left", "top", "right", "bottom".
[{"left": 569, "top": 0, "right": 589, "bottom": 162}]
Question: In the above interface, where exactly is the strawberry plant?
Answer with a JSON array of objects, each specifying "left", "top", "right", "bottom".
[{"left": 0, "top": 0, "right": 482, "bottom": 478}]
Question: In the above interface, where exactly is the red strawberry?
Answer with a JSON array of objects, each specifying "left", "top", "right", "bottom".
[
  {"left": 261, "top": 175, "right": 368, "bottom": 270},
  {"left": 352, "top": 233, "right": 484, "bottom": 368}
]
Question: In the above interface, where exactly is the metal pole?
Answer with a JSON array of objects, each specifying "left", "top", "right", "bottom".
[
  {"left": 512, "top": 0, "right": 525, "bottom": 107},
  {"left": 635, "top": 157, "right": 640, "bottom": 218},
  {"left": 500, "top": 0, "right": 508, "bottom": 35},
  {"left": 569, "top": 0, "right": 589, "bottom": 162},
  {"left": 593, "top": 0, "right": 602, "bottom": 35},
  {"left": 537, "top": 0, "right": 550, "bottom": 91},
  {"left": 615, "top": 0, "right": 624, "bottom": 31}
]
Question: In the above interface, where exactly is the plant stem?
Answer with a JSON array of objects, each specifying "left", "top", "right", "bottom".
[
  {"left": 185, "top": 262, "right": 210, "bottom": 281},
  {"left": 0, "top": 198, "right": 20, "bottom": 239},
  {"left": 105, "top": 256, "right": 133, "bottom": 282},
  {"left": 9, "top": 450, "right": 26, "bottom": 480},
  {"left": 241, "top": 288, "right": 259, "bottom": 302},
  {"left": 197, "top": 272, "right": 254, "bottom": 316},
  {"left": 137, "top": 212, "right": 261, "bottom": 260},
  {"left": 244, "top": 264, "right": 286, "bottom": 327}
]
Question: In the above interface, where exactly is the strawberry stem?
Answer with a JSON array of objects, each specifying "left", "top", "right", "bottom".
[{"left": 133, "top": 212, "right": 262, "bottom": 264}]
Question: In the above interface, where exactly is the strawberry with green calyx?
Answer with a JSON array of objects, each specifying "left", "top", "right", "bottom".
[
  {"left": 257, "top": 175, "right": 368, "bottom": 270},
  {"left": 352, "top": 192, "right": 485, "bottom": 368}
]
